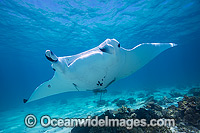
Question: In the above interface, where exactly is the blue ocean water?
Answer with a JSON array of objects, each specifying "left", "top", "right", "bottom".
[{"left": 0, "top": 0, "right": 200, "bottom": 132}]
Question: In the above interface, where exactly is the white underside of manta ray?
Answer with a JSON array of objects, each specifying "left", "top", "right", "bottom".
[{"left": 24, "top": 39, "right": 176, "bottom": 103}]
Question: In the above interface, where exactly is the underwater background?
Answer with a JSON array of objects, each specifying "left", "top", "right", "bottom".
[{"left": 0, "top": 0, "right": 200, "bottom": 132}]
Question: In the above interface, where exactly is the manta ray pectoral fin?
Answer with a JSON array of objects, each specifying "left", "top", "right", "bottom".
[
  {"left": 45, "top": 50, "right": 58, "bottom": 62},
  {"left": 120, "top": 43, "right": 177, "bottom": 78},
  {"left": 26, "top": 72, "right": 76, "bottom": 103},
  {"left": 130, "top": 43, "right": 177, "bottom": 66}
]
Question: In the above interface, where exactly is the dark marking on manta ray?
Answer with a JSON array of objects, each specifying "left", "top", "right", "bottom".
[
  {"left": 105, "top": 78, "right": 116, "bottom": 88},
  {"left": 68, "top": 62, "right": 72, "bottom": 66},
  {"left": 99, "top": 48, "right": 112, "bottom": 54},
  {"left": 97, "top": 81, "right": 103, "bottom": 86},
  {"left": 48, "top": 84, "right": 51, "bottom": 88},
  {"left": 45, "top": 54, "right": 58, "bottom": 62},
  {"left": 53, "top": 68, "right": 56, "bottom": 71},
  {"left": 67, "top": 59, "right": 73, "bottom": 66},
  {"left": 118, "top": 43, "right": 120, "bottom": 48},
  {"left": 73, "top": 83, "right": 79, "bottom": 91}
]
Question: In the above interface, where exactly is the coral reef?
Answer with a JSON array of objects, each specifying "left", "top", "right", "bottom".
[
  {"left": 127, "top": 98, "right": 136, "bottom": 104},
  {"left": 71, "top": 105, "right": 171, "bottom": 133},
  {"left": 72, "top": 95, "right": 200, "bottom": 133},
  {"left": 112, "top": 97, "right": 136, "bottom": 107},
  {"left": 144, "top": 96, "right": 157, "bottom": 105},
  {"left": 158, "top": 96, "right": 174, "bottom": 105},
  {"left": 174, "top": 96, "right": 200, "bottom": 128},
  {"left": 137, "top": 93, "right": 145, "bottom": 98},
  {"left": 95, "top": 100, "right": 109, "bottom": 107},
  {"left": 169, "top": 89, "right": 183, "bottom": 98},
  {"left": 163, "top": 95, "right": 200, "bottom": 131},
  {"left": 111, "top": 98, "right": 126, "bottom": 107},
  {"left": 188, "top": 87, "right": 200, "bottom": 96},
  {"left": 116, "top": 100, "right": 126, "bottom": 107}
]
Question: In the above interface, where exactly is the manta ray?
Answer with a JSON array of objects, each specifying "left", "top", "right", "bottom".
[{"left": 24, "top": 39, "right": 176, "bottom": 103}]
